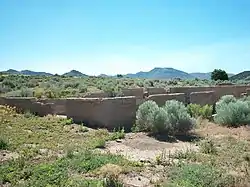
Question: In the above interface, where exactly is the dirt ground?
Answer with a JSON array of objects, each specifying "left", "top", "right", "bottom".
[
  {"left": 103, "top": 132, "right": 199, "bottom": 162},
  {"left": 98, "top": 121, "right": 250, "bottom": 187}
]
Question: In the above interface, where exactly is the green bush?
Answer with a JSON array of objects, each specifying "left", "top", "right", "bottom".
[
  {"left": 187, "top": 104, "right": 213, "bottom": 119},
  {"left": 0, "top": 136, "right": 9, "bottom": 150},
  {"left": 163, "top": 100, "right": 194, "bottom": 135},
  {"left": 135, "top": 100, "right": 159, "bottom": 132},
  {"left": 152, "top": 107, "right": 170, "bottom": 134},
  {"left": 4, "top": 88, "right": 34, "bottom": 97},
  {"left": 214, "top": 99, "right": 250, "bottom": 127},
  {"left": 110, "top": 127, "right": 125, "bottom": 140},
  {"left": 215, "top": 95, "right": 236, "bottom": 111},
  {"left": 135, "top": 100, "right": 194, "bottom": 135},
  {"left": 103, "top": 176, "right": 124, "bottom": 187}
]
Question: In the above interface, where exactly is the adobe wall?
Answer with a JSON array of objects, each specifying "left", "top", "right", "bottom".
[
  {"left": 169, "top": 85, "right": 250, "bottom": 103},
  {"left": 0, "top": 97, "right": 52, "bottom": 116},
  {"left": 147, "top": 93, "right": 185, "bottom": 107},
  {"left": 83, "top": 92, "right": 110, "bottom": 98},
  {"left": 147, "top": 87, "right": 169, "bottom": 95},
  {"left": 246, "top": 88, "right": 250, "bottom": 96},
  {"left": 121, "top": 88, "right": 145, "bottom": 106},
  {"left": 189, "top": 91, "right": 216, "bottom": 106},
  {"left": 38, "top": 99, "right": 67, "bottom": 115},
  {"left": 122, "top": 88, "right": 144, "bottom": 98},
  {"left": 1, "top": 85, "right": 249, "bottom": 130},
  {"left": 65, "top": 96, "right": 137, "bottom": 130}
]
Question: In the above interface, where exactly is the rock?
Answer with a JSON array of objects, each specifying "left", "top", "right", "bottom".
[{"left": 116, "top": 139, "right": 123, "bottom": 143}]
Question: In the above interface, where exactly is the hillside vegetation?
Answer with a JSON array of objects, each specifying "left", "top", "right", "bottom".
[{"left": 0, "top": 73, "right": 249, "bottom": 98}]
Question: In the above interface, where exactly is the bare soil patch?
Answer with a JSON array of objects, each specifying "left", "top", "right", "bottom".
[
  {"left": 0, "top": 150, "right": 19, "bottom": 163},
  {"left": 103, "top": 132, "right": 199, "bottom": 162}
]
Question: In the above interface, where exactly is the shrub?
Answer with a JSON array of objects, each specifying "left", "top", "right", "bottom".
[
  {"left": 110, "top": 127, "right": 125, "bottom": 140},
  {"left": 200, "top": 104, "right": 213, "bottom": 119},
  {"left": 5, "top": 90, "right": 23, "bottom": 97},
  {"left": 61, "top": 118, "right": 73, "bottom": 125},
  {"left": 152, "top": 107, "right": 170, "bottom": 134},
  {"left": 93, "top": 138, "right": 106, "bottom": 148},
  {"left": 135, "top": 100, "right": 159, "bottom": 132},
  {"left": 163, "top": 100, "right": 194, "bottom": 135},
  {"left": 187, "top": 104, "right": 213, "bottom": 119},
  {"left": 20, "top": 88, "right": 34, "bottom": 97},
  {"left": 0, "top": 136, "right": 9, "bottom": 150},
  {"left": 102, "top": 176, "right": 124, "bottom": 187},
  {"left": 135, "top": 100, "right": 194, "bottom": 135},
  {"left": 214, "top": 99, "right": 250, "bottom": 127},
  {"left": 34, "top": 88, "right": 45, "bottom": 98},
  {"left": 216, "top": 95, "right": 236, "bottom": 111},
  {"left": 187, "top": 104, "right": 200, "bottom": 118},
  {"left": 44, "top": 90, "right": 56, "bottom": 98},
  {"left": 4, "top": 88, "right": 34, "bottom": 97},
  {"left": 78, "top": 85, "right": 87, "bottom": 93},
  {"left": 199, "top": 138, "right": 217, "bottom": 154}
]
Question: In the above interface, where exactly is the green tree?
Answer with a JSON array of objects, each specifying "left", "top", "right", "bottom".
[
  {"left": 117, "top": 74, "right": 123, "bottom": 78},
  {"left": 211, "top": 69, "right": 229, "bottom": 81}
]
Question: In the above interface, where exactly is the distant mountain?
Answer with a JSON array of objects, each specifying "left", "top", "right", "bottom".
[
  {"left": 98, "top": 74, "right": 109, "bottom": 77},
  {"left": 230, "top": 71, "right": 250, "bottom": 81},
  {"left": 20, "top": 70, "right": 53, "bottom": 76},
  {"left": 125, "top": 67, "right": 194, "bottom": 79},
  {"left": 2, "top": 69, "right": 52, "bottom": 76},
  {"left": 5, "top": 69, "right": 21, "bottom": 74},
  {"left": 0, "top": 68, "right": 236, "bottom": 80},
  {"left": 63, "top": 70, "right": 87, "bottom": 77}
]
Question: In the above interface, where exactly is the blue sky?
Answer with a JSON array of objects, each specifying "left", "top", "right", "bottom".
[{"left": 0, "top": 0, "right": 250, "bottom": 75}]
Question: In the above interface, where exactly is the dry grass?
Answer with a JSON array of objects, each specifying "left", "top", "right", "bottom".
[{"left": 195, "top": 119, "right": 250, "bottom": 140}]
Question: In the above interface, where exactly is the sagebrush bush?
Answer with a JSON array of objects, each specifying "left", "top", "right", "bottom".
[
  {"left": 216, "top": 95, "right": 236, "bottom": 111},
  {"left": 135, "top": 100, "right": 194, "bottom": 135},
  {"left": 187, "top": 104, "right": 213, "bottom": 119},
  {"left": 135, "top": 100, "right": 159, "bottom": 131},
  {"left": 163, "top": 100, "right": 194, "bottom": 135},
  {"left": 214, "top": 99, "right": 250, "bottom": 127},
  {"left": 152, "top": 107, "right": 170, "bottom": 134}
]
